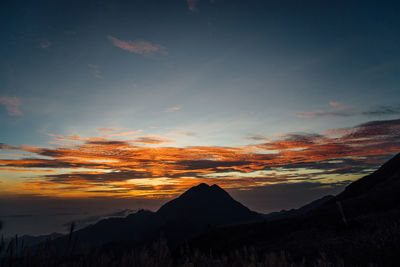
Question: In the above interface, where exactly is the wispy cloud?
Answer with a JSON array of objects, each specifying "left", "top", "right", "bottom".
[
  {"left": 295, "top": 101, "right": 353, "bottom": 118},
  {"left": 295, "top": 111, "right": 352, "bottom": 118},
  {"left": 39, "top": 39, "right": 52, "bottom": 49},
  {"left": 107, "top": 35, "right": 167, "bottom": 55},
  {"left": 107, "top": 130, "right": 143, "bottom": 137},
  {"left": 97, "top": 127, "right": 127, "bottom": 134},
  {"left": 0, "top": 96, "right": 22, "bottom": 115},
  {"left": 362, "top": 105, "right": 400, "bottom": 116},
  {"left": 96, "top": 128, "right": 144, "bottom": 137},
  {"left": 88, "top": 64, "right": 102, "bottom": 78},
  {"left": 187, "top": 0, "right": 199, "bottom": 11},
  {"left": 329, "top": 101, "right": 353, "bottom": 111},
  {"left": 133, "top": 134, "right": 175, "bottom": 144},
  {"left": 170, "top": 131, "right": 196, "bottom": 137},
  {"left": 166, "top": 106, "right": 181, "bottom": 112},
  {"left": 297, "top": 102, "right": 400, "bottom": 118}
]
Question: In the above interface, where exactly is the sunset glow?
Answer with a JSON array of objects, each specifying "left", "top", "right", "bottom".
[
  {"left": 1, "top": 118, "right": 399, "bottom": 198},
  {"left": 1, "top": 0, "right": 400, "bottom": 237}
]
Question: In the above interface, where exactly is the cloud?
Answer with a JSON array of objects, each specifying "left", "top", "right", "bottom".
[
  {"left": 295, "top": 111, "right": 351, "bottom": 118},
  {"left": 96, "top": 127, "right": 127, "bottom": 134},
  {"left": 0, "top": 143, "right": 19, "bottom": 150},
  {"left": 107, "top": 35, "right": 167, "bottom": 55},
  {"left": 106, "top": 129, "right": 144, "bottom": 137},
  {"left": 326, "top": 119, "right": 400, "bottom": 140},
  {"left": 0, "top": 168, "right": 54, "bottom": 173},
  {"left": 295, "top": 102, "right": 353, "bottom": 118},
  {"left": 170, "top": 131, "right": 196, "bottom": 137},
  {"left": 297, "top": 103, "right": 400, "bottom": 118},
  {"left": 362, "top": 105, "right": 400, "bottom": 116},
  {"left": 329, "top": 101, "right": 353, "bottom": 111},
  {"left": 1, "top": 119, "right": 399, "bottom": 198},
  {"left": 187, "top": 0, "right": 199, "bottom": 11},
  {"left": 166, "top": 106, "right": 181, "bottom": 112},
  {"left": 133, "top": 134, "right": 175, "bottom": 144},
  {"left": 39, "top": 40, "right": 52, "bottom": 49},
  {"left": 88, "top": 64, "right": 102, "bottom": 78},
  {"left": 0, "top": 96, "right": 22, "bottom": 115}
]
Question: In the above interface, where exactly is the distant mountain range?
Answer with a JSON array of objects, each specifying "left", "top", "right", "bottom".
[
  {"left": 39, "top": 182, "right": 262, "bottom": 251},
  {"left": 261, "top": 194, "right": 334, "bottom": 220},
  {"left": 17, "top": 181, "right": 333, "bottom": 251}
]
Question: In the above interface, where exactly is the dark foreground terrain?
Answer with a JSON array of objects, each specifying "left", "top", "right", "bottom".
[{"left": 1, "top": 153, "right": 400, "bottom": 266}]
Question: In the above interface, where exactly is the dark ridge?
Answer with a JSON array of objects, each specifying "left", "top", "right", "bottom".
[
  {"left": 34, "top": 182, "right": 262, "bottom": 252},
  {"left": 156, "top": 182, "right": 261, "bottom": 224},
  {"left": 262, "top": 195, "right": 335, "bottom": 220},
  {"left": 188, "top": 153, "right": 400, "bottom": 264},
  {"left": 337, "top": 153, "right": 400, "bottom": 200}
]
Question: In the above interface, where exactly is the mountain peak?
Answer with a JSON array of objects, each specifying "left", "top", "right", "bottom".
[
  {"left": 211, "top": 184, "right": 222, "bottom": 189},
  {"left": 156, "top": 183, "right": 262, "bottom": 225},
  {"left": 178, "top": 183, "right": 226, "bottom": 199},
  {"left": 192, "top": 182, "right": 211, "bottom": 190}
]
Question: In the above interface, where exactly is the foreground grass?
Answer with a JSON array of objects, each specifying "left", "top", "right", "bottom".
[
  {"left": 0, "top": 238, "right": 343, "bottom": 267},
  {"left": 1, "top": 212, "right": 400, "bottom": 267}
]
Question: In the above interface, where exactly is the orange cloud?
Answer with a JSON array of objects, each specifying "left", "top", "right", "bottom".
[
  {"left": 1, "top": 119, "right": 399, "bottom": 198},
  {"left": 0, "top": 168, "right": 54, "bottom": 173},
  {"left": 107, "top": 35, "right": 167, "bottom": 55},
  {"left": 106, "top": 129, "right": 143, "bottom": 137}
]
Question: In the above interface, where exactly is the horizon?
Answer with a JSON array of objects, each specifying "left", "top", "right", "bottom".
[
  {"left": 0, "top": 179, "right": 348, "bottom": 238},
  {"left": 1, "top": 0, "right": 400, "bottom": 237}
]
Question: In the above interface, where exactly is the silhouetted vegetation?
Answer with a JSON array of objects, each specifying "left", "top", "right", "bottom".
[{"left": 0, "top": 235, "right": 362, "bottom": 267}]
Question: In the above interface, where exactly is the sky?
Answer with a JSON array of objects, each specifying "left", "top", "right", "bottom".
[{"left": 1, "top": 0, "right": 400, "bottom": 236}]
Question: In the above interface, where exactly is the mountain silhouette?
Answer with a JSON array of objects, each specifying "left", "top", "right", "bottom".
[
  {"left": 307, "top": 153, "right": 400, "bottom": 220},
  {"left": 44, "top": 183, "right": 262, "bottom": 250},
  {"left": 262, "top": 195, "right": 334, "bottom": 220},
  {"left": 157, "top": 183, "right": 261, "bottom": 225},
  {"left": 333, "top": 153, "right": 400, "bottom": 214},
  {"left": 189, "top": 153, "right": 400, "bottom": 264},
  {"left": 19, "top": 153, "right": 400, "bottom": 265}
]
